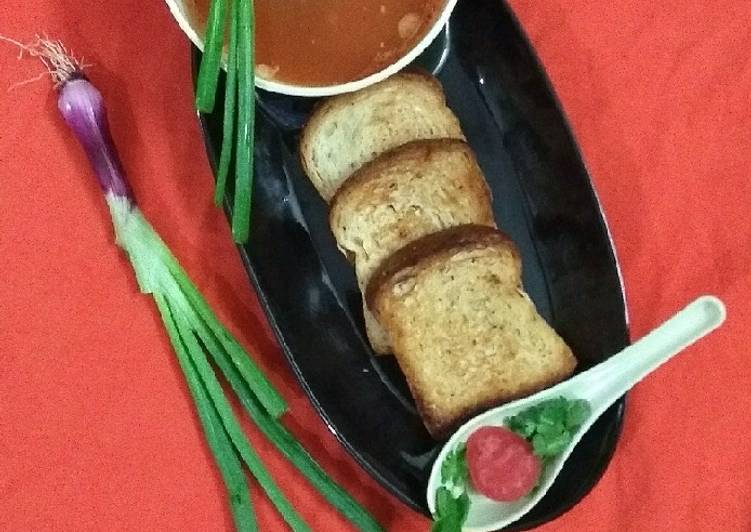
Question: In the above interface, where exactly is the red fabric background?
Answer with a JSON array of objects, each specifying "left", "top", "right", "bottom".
[{"left": 1, "top": 1, "right": 749, "bottom": 530}]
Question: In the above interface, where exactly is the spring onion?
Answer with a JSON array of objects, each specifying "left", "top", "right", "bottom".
[
  {"left": 29, "top": 36, "right": 295, "bottom": 525},
  {"left": 156, "top": 293, "right": 256, "bottom": 532},
  {"left": 164, "top": 291, "right": 308, "bottom": 531},
  {"left": 8, "top": 36, "right": 383, "bottom": 532},
  {"left": 204, "top": 316, "right": 384, "bottom": 532},
  {"left": 214, "top": 0, "right": 239, "bottom": 205},
  {"left": 194, "top": 0, "right": 226, "bottom": 112},
  {"left": 232, "top": 0, "right": 254, "bottom": 243},
  {"left": 196, "top": 0, "right": 254, "bottom": 243}
]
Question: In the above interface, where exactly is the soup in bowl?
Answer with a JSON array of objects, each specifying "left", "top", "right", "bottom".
[{"left": 166, "top": 0, "right": 457, "bottom": 97}]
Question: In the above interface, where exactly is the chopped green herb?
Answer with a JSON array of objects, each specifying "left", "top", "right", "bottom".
[
  {"left": 441, "top": 445, "right": 469, "bottom": 486},
  {"left": 506, "top": 397, "right": 591, "bottom": 460},
  {"left": 432, "top": 445, "right": 470, "bottom": 532}
]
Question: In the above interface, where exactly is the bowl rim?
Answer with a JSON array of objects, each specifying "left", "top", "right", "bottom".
[{"left": 165, "top": 0, "right": 459, "bottom": 97}]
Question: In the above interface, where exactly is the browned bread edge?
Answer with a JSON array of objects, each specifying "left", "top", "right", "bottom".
[
  {"left": 328, "top": 138, "right": 493, "bottom": 225},
  {"left": 299, "top": 71, "right": 449, "bottom": 187},
  {"left": 365, "top": 224, "right": 521, "bottom": 312},
  {"left": 365, "top": 224, "right": 576, "bottom": 437},
  {"left": 423, "top": 368, "right": 575, "bottom": 439}
]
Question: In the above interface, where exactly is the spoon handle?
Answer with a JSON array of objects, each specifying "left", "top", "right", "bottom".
[{"left": 571, "top": 295, "right": 726, "bottom": 407}]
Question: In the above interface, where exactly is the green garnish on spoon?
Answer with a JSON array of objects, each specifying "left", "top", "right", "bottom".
[
  {"left": 431, "top": 397, "right": 591, "bottom": 532},
  {"left": 506, "top": 397, "right": 591, "bottom": 460},
  {"left": 432, "top": 445, "right": 470, "bottom": 532}
]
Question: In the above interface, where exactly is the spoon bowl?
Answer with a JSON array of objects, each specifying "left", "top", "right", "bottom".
[{"left": 427, "top": 295, "right": 726, "bottom": 531}]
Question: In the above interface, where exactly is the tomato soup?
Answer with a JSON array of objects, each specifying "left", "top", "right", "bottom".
[{"left": 194, "top": 0, "right": 444, "bottom": 86}]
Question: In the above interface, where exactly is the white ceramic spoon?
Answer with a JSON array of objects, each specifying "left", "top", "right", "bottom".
[{"left": 426, "top": 295, "right": 726, "bottom": 531}]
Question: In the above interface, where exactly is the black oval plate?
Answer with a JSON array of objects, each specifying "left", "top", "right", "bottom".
[{"left": 193, "top": 0, "right": 629, "bottom": 528}]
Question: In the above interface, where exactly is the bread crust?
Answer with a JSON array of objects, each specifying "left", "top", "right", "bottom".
[
  {"left": 329, "top": 138, "right": 493, "bottom": 221},
  {"left": 365, "top": 224, "right": 520, "bottom": 311},
  {"left": 299, "top": 71, "right": 464, "bottom": 201},
  {"left": 329, "top": 141, "right": 495, "bottom": 354},
  {"left": 366, "top": 225, "right": 576, "bottom": 438},
  {"left": 419, "top": 362, "right": 576, "bottom": 439},
  {"left": 297, "top": 72, "right": 577, "bottom": 438}
]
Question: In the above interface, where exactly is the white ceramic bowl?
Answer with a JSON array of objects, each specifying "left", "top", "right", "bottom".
[{"left": 164, "top": 0, "right": 458, "bottom": 97}]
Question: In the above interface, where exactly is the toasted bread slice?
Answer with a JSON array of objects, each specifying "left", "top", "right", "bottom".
[
  {"left": 367, "top": 225, "right": 577, "bottom": 437},
  {"left": 300, "top": 72, "right": 464, "bottom": 201},
  {"left": 330, "top": 139, "right": 495, "bottom": 354}
]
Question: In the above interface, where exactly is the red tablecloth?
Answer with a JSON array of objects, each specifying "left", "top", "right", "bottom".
[{"left": 1, "top": 1, "right": 749, "bottom": 530}]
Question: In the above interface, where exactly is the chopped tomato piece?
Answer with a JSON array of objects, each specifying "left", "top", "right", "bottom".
[{"left": 466, "top": 426, "right": 542, "bottom": 502}]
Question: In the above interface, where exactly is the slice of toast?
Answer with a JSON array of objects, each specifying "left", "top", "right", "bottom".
[
  {"left": 366, "top": 225, "right": 577, "bottom": 438},
  {"left": 300, "top": 72, "right": 464, "bottom": 201},
  {"left": 330, "top": 139, "right": 495, "bottom": 354}
]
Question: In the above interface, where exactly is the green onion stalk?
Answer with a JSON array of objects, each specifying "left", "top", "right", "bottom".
[
  {"left": 10, "top": 35, "right": 382, "bottom": 532},
  {"left": 195, "top": 0, "right": 254, "bottom": 244}
]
